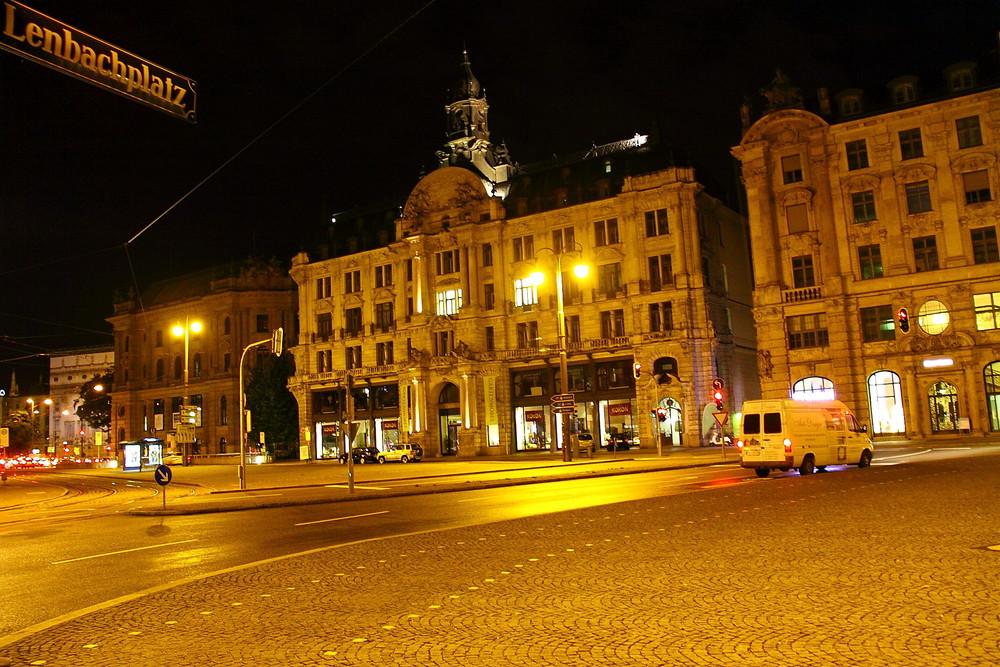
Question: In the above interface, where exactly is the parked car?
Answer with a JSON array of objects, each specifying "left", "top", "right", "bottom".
[
  {"left": 576, "top": 432, "right": 596, "bottom": 453},
  {"left": 163, "top": 451, "right": 185, "bottom": 465},
  {"left": 378, "top": 443, "right": 423, "bottom": 463},
  {"left": 606, "top": 433, "right": 633, "bottom": 451},
  {"left": 340, "top": 446, "right": 380, "bottom": 464}
]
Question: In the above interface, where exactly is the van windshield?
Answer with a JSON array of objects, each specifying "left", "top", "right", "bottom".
[{"left": 763, "top": 412, "right": 782, "bottom": 433}]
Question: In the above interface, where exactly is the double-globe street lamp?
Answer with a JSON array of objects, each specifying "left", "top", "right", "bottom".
[
  {"left": 172, "top": 317, "right": 202, "bottom": 465},
  {"left": 527, "top": 244, "right": 590, "bottom": 462},
  {"left": 26, "top": 397, "right": 53, "bottom": 451}
]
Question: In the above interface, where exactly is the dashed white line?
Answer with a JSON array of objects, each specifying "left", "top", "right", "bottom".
[
  {"left": 295, "top": 510, "right": 389, "bottom": 527},
  {"left": 52, "top": 539, "right": 198, "bottom": 564}
]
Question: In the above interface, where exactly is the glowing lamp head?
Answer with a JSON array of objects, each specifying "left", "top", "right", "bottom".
[
  {"left": 572, "top": 263, "right": 590, "bottom": 279},
  {"left": 528, "top": 271, "right": 545, "bottom": 287}
]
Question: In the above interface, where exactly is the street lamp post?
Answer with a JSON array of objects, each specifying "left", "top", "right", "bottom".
[
  {"left": 172, "top": 316, "right": 202, "bottom": 465},
  {"left": 530, "top": 245, "right": 589, "bottom": 462},
  {"left": 26, "top": 397, "right": 53, "bottom": 451}
]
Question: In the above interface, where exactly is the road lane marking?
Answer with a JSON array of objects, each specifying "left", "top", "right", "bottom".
[
  {"left": 457, "top": 495, "right": 503, "bottom": 503},
  {"left": 874, "top": 449, "right": 933, "bottom": 460},
  {"left": 190, "top": 493, "right": 285, "bottom": 501},
  {"left": 325, "top": 484, "right": 392, "bottom": 490},
  {"left": 295, "top": 510, "right": 389, "bottom": 527},
  {"left": 51, "top": 539, "right": 198, "bottom": 564}
]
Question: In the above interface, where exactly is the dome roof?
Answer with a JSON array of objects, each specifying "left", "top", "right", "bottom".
[{"left": 451, "top": 50, "right": 483, "bottom": 102}]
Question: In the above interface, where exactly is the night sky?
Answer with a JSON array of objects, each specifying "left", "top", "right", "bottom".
[{"left": 2, "top": 0, "right": 998, "bottom": 392}]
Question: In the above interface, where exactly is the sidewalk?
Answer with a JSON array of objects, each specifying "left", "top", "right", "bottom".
[{"left": 1, "top": 446, "right": 741, "bottom": 515}]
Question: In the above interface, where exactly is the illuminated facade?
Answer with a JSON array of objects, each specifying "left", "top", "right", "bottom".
[
  {"left": 107, "top": 259, "right": 296, "bottom": 456},
  {"left": 733, "top": 64, "right": 1000, "bottom": 438},
  {"left": 288, "top": 54, "right": 757, "bottom": 458},
  {"left": 48, "top": 348, "right": 114, "bottom": 457}
]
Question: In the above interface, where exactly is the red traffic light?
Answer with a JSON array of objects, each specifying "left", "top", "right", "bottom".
[
  {"left": 896, "top": 308, "right": 910, "bottom": 333},
  {"left": 656, "top": 407, "right": 668, "bottom": 422},
  {"left": 632, "top": 362, "right": 642, "bottom": 379},
  {"left": 712, "top": 389, "right": 725, "bottom": 410}
]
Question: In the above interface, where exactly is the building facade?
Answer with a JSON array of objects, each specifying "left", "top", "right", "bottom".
[
  {"left": 107, "top": 259, "right": 297, "bottom": 456},
  {"left": 733, "top": 64, "right": 1000, "bottom": 439},
  {"left": 288, "top": 54, "right": 757, "bottom": 459},
  {"left": 49, "top": 348, "right": 114, "bottom": 457}
]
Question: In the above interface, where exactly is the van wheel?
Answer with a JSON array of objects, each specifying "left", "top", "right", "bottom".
[
  {"left": 798, "top": 455, "right": 816, "bottom": 476},
  {"left": 754, "top": 468, "right": 770, "bottom": 478},
  {"left": 858, "top": 450, "right": 873, "bottom": 468}
]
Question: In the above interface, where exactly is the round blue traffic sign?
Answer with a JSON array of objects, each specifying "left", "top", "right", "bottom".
[{"left": 154, "top": 464, "right": 173, "bottom": 486}]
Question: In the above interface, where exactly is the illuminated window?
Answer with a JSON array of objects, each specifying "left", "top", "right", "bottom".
[
  {"left": 436, "top": 289, "right": 463, "bottom": 315},
  {"left": 513, "top": 278, "right": 538, "bottom": 307},
  {"left": 858, "top": 244, "right": 883, "bottom": 280},
  {"left": 791, "top": 377, "right": 835, "bottom": 401},
  {"left": 974, "top": 292, "right": 1000, "bottom": 331},
  {"left": 860, "top": 305, "right": 895, "bottom": 342},
  {"left": 916, "top": 300, "right": 950, "bottom": 335}
]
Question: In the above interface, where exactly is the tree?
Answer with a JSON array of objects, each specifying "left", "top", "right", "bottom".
[
  {"left": 77, "top": 369, "right": 113, "bottom": 432},
  {"left": 244, "top": 352, "right": 297, "bottom": 457},
  {"left": 2, "top": 409, "right": 37, "bottom": 454}
]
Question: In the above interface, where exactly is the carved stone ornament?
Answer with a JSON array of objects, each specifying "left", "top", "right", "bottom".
[
  {"left": 741, "top": 166, "right": 768, "bottom": 189},
  {"left": 758, "top": 349, "right": 774, "bottom": 380},
  {"left": 896, "top": 162, "right": 936, "bottom": 182},
  {"left": 950, "top": 152, "right": 996, "bottom": 172},
  {"left": 778, "top": 187, "right": 814, "bottom": 205},
  {"left": 842, "top": 174, "right": 881, "bottom": 193},
  {"left": 910, "top": 333, "right": 965, "bottom": 353}
]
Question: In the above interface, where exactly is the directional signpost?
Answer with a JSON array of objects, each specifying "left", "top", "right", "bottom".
[
  {"left": 154, "top": 464, "right": 172, "bottom": 510},
  {"left": 550, "top": 393, "right": 576, "bottom": 415}
]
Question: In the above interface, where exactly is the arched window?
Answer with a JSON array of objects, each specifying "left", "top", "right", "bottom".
[
  {"left": 791, "top": 376, "right": 835, "bottom": 401},
  {"left": 174, "top": 357, "right": 183, "bottom": 380},
  {"left": 985, "top": 361, "right": 1000, "bottom": 432},
  {"left": 155, "top": 359, "right": 165, "bottom": 382},
  {"left": 220, "top": 395, "right": 228, "bottom": 425},
  {"left": 928, "top": 381, "right": 960, "bottom": 433},
  {"left": 867, "top": 371, "right": 905, "bottom": 435},
  {"left": 439, "top": 383, "right": 460, "bottom": 404},
  {"left": 193, "top": 353, "right": 202, "bottom": 378}
]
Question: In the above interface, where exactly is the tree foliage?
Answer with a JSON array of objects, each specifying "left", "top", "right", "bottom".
[
  {"left": 77, "top": 369, "right": 113, "bottom": 431},
  {"left": 244, "top": 352, "right": 297, "bottom": 452},
  {"left": 2, "top": 409, "right": 37, "bottom": 453}
]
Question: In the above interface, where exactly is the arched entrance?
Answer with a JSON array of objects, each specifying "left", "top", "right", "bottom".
[
  {"left": 438, "top": 382, "right": 461, "bottom": 456},
  {"left": 656, "top": 397, "right": 682, "bottom": 446},
  {"left": 985, "top": 361, "right": 1000, "bottom": 432},
  {"left": 928, "top": 381, "right": 960, "bottom": 433},
  {"left": 867, "top": 370, "right": 905, "bottom": 436}
]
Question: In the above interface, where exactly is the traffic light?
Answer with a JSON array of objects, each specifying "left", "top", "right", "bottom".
[
  {"left": 633, "top": 362, "right": 642, "bottom": 379},
  {"left": 656, "top": 407, "right": 668, "bottom": 422},
  {"left": 897, "top": 308, "right": 910, "bottom": 333},
  {"left": 712, "top": 388, "right": 725, "bottom": 411}
]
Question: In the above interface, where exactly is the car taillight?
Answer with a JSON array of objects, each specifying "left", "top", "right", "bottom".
[{"left": 783, "top": 438, "right": 792, "bottom": 454}]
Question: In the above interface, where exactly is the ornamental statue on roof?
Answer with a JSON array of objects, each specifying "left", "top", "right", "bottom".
[{"left": 760, "top": 68, "right": 804, "bottom": 112}]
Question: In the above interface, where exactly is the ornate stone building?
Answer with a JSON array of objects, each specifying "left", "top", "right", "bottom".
[
  {"left": 107, "top": 259, "right": 297, "bottom": 456},
  {"left": 288, "top": 54, "right": 757, "bottom": 459},
  {"left": 733, "top": 62, "right": 1000, "bottom": 439}
]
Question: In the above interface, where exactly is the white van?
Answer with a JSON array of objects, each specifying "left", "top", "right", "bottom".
[{"left": 737, "top": 399, "right": 874, "bottom": 478}]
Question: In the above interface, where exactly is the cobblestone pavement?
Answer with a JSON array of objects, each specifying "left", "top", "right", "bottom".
[{"left": 2, "top": 454, "right": 1000, "bottom": 665}]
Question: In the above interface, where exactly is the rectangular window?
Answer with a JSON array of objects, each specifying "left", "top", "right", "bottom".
[
  {"left": 600, "top": 309, "right": 625, "bottom": 338},
  {"left": 858, "top": 244, "right": 884, "bottom": 280},
  {"left": 957, "top": 115, "right": 983, "bottom": 149},
  {"left": 912, "top": 236, "right": 939, "bottom": 272},
  {"left": 433, "top": 331, "right": 451, "bottom": 356},
  {"left": 594, "top": 218, "right": 619, "bottom": 246},
  {"left": 851, "top": 190, "right": 877, "bottom": 223},
  {"left": 513, "top": 278, "right": 539, "bottom": 307},
  {"left": 374, "top": 264, "right": 393, "bottom": 288},
  {"left": 375, "top": 302, "right": 395, "bottom": 331},
  {"left": 786, "top": 203, "right": 809, "bottom": 233},
  {"left": 860, "top": 305, "right": 896, "bottom": 342},
  {"left": 435, "top": 249, "right": 460, "bottom": 275},
  {"left": 485, "top": 326, "right": 495, "bottom": 351},
  {"left": 963, "top": 170, "right": 992, "bottom": 204},
  {"left": 482, "top": 243, "right": 493, "bottom": 267},
  {"left": 405, "top": 259, "right": 413, "bottom": 282},
  {"left": 899, "top": 128, "right": 924, "bottom": 159},
  {"left": 255, "top": 314, "right": 269, "bottom": 333},
  {"left": 406, "top": 297, "right": 414, "bottom": 317},
  {"left": 846, "top": 139, "right": 869, "bottom": 170},
  {"left": 346, "top": 346, "right": 362, "bottom": 370},
  {"left": 436, "top": 289, "right": 464, "bottom": 315},
  {"left": 344, "top": 307, "right": 362, "bottom": 337},
  {"left": 974, "top": 292, "right": 1000, "bottom": 331},
  {"left": 516, "top": 321, "right": 538, "bottom": 349},
  {"left": 648, "top": 254, "right": 673, "bottom": 290},
  {"left": 597, "top": 262, "right": 623, "bottom": 296},
  {"left": 644, "top": 209, "right": 669, "bottom": 236},
  {"left": 344, "top": 270, "right": 361, "bottom": 294},
  {"left": 787, "top": 313, "right": 830, "bottom": 350},
  {"left": 781, "top": 154, "right": 803, "bottom": 184},
  {"left": 791, "top": 255, "right": 815, "bottom": 288},
  {"left": 567, "top": 315, "right": 581, "bottom": 343},
  {"left": 971, "top": 226, "right": 1000, "bottom": 264},
  {"left": 512, "top": 235, "right": 534, "bottom": 262},
  {"left": 552, "top": 226, "right": 575, "bottom": 254},
  {"left": 376, "top": 341, "right": 394, "bottom": 365},
  {"left": 905, "top": 180, "right": 932, "bottom": 214},
  {"left": 315, "top": 276, "right": 331, "bottom": 298},
  {"left": 483, "top": 283, "right": 496, "bottom": 310},
  {"left": 649, "top": 302, "right": 674, "bottom": 332},
  {"left": 316, "top": 312, "right": 333, "bottom": 340}
]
